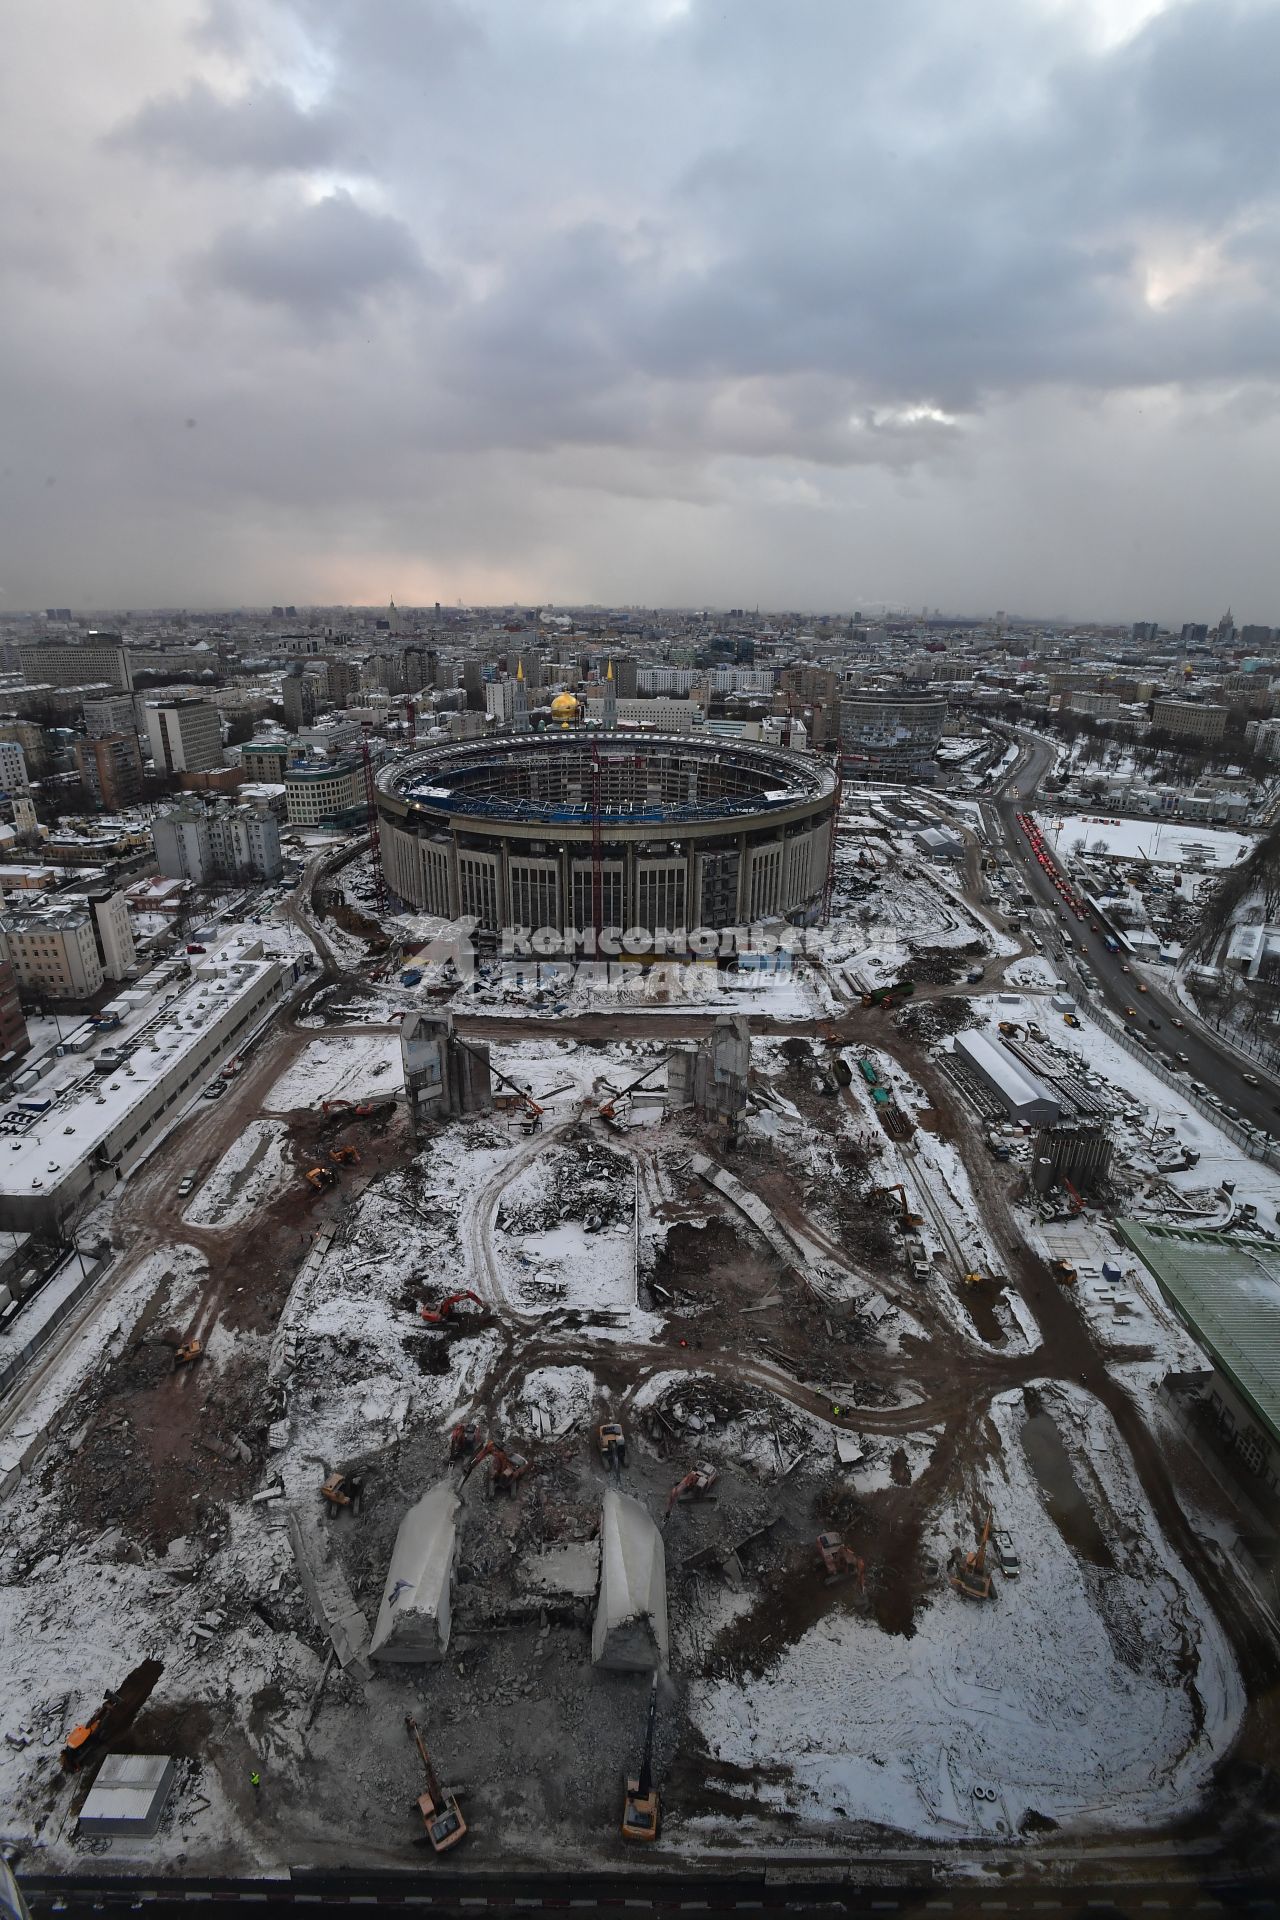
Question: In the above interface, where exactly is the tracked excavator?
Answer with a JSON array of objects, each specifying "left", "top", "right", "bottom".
[
  {"left": 406, "top": 1715, "right": 467, "bottom": 1852},
  {"left": 950, "top": 1510, "right": 996, "bottom": 1601},
  {"left": 621, "top": 1673, "right": 661, "bottom": 1843},
  {"left": 419, "top": 1290, "right": 484, "bottom": 1325}
]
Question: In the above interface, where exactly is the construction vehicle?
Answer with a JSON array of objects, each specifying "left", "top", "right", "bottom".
[
  {"left": 448, "top": 1421, "right": 481, "bottom": 1461},
  {"left": 455, "top": 1036, "right": 546, "bottom": 1133},
  {"left": 621, "top": 1673, "right": 661, "bottom": 1843},
  {"left": 997, "top": 1020, "right": 1022, "bottom": 1037},
  {"left": 461, "top": 1439, "right": 529, "bottom": 1498},
  {"left": 329, "top": 1145, "right": 361, "bottom": 1166},
  {"left": 950, "top": 1511, "right": 995, "bottom": 1601},
  {"left": 305, "top": 1165, "right": 339, "bottom": 1191},
  {"left": 599, "top": 1056, "right": 670, "bottom": 1127},
  {"left": 61, "top": 1658, "right": 164, "bottom": 1772},
  {"left": 1049, "top": 1258, "right": 1077, "bottom": 1287},
  {"left": 173, "top": 1338, "right": 203, "bottom": 1368},
  {"left": 962, "top": 1270, "right": 985, "bottom": 1288},
  {"left": 876, "top": 1184, "right": 924, "bottom": 1230},
  {"left": 321, "top": 1097, "right": 379, "bottom": 1117},
  {"left": 816, "top": 1532, "right": 866, "bottom": 1589},
  {"left": 419, "top": 1289, "right": 485, "bottom": 1325},
  {"left": 1062, "top": 1176, "right": 1085, "bottom": 1215},
  {"left": 405, "top": 1715, "right": 467, "bottom": 1853},
  {"left": 861, "top": 979, "right": 915, "bottom": 1008},
  {"left": 664, "top": 1463, "right": 718, "bottom": 1518},
  {"left": 599, "top": 1421, "right": 626, "bottom": 1478},
  {"left": 321, "top": 1470, "right": 363, "bottom": 1511}
]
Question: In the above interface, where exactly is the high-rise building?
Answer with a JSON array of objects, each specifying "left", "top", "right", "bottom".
[
  {"left": 75, "top": 733, "right": 145, "bottom": 809},
  {"left": 283, "top": 756, "right": 366, "bottom": 827},
  {"left": 241, "top": 740, "right": 291, "bottom": 784},
  {"left": 0, "top": 740, "right": 29, "bottom": 795},
  {"left": 282, "top": 670, "right": 319, "bottom": 730},
  {"left": 82, "top": 694, "right": 139, "bottom": 739},
  {"left": 463, "top": 660, "right": 485, "bottom": 712},
  {"left": 18, "top": 635, "right": 132, "bottom": 692},
  {"left": 324, "top": 658, "right": 361, "bottom": 706},
  {"left": 610, "top": 655, "right": 637, "bottom": 698},
  {"left": 145, "top": 696, "right": 222, "bottom": 773}
]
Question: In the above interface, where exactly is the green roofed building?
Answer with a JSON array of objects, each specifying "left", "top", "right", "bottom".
[{"left": 1117, "top": 1219, "right": 1280, "bottom": 1500}]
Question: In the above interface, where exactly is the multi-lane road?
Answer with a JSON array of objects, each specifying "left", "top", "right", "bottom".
[{"left": 986, "top": 731, "right": 1280, "bottom": 1143}]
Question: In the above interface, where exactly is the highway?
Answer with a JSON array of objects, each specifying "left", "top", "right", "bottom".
[{"left": 986, "top": 732, "right": 1280, "bottom": 1144}]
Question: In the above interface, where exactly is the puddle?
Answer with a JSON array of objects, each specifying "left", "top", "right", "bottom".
[
  {"left": 954, "top": 1277, "right": 1007, "bottom": 1346},
  {"left": 1020, "top": 1388, "right": 1113, "bottom": 1568}
]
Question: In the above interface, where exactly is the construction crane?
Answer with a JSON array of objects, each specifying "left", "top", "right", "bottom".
[
  {"left": 418, "top": 1289, "right": 485, "bottom": 1326},
  {"left": 598, "top": 1421, "right": 626, "bottom": 1479},
  {"left": 360, "top": 728, "right": 388, "bottom": 915},
  {"left": 620, "top": 1673, "right": 661, "bottom": 1843},
  {"left": 405, "top": 1716, "right": 467, "bottom": 1853},
  {"left": 950, "top": 1510, "right": 995, "bottom": 1601},
  {"left": 664, "top": 1463, "right": 718, "bottom": 1519}
]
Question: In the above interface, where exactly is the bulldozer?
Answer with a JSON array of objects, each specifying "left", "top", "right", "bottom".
[
  {"left": 406, "top": 1715, "right": 467, "bottom": 1853},
  {"left": 62, "top": 1658, "right": 164, "bottom": 1772},
  {"left": 419, "top": 1289, "right": 484, "bottom": 1326},
  {"left": 599, "top": 1421, "right": 626, "bottom": 1479},
  {"left": 664, "top": 1463, "right": 718, "bottom": 1520},
  {"left": 950, "top": 1510, "right": 996, "bottom": 1601},
  {"left": 305, "top": 1165, "right": 338, "bottom": 1192},
  {"left": 816, "top": 1531, "right": 865, "bottom": 1590},
  {"left": 621, "top": 1673, "right": 661, "bottom": 1844}
]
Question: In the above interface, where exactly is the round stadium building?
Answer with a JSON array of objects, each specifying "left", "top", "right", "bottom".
[{"left": 376, "top": 731, "right": 838, "bottom": 948}]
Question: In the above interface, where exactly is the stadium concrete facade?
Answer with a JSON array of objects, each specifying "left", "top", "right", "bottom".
[{"left": 376, "top": 733, "right": 838, "bottom": 944}]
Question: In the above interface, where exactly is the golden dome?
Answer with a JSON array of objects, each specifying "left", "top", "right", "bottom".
[{"left": 549, "top": 691, "right": 580, "bottom": 720}]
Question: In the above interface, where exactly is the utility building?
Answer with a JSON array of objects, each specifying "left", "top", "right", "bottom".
[{"left": 953, "top": 1030, "right": 1060, "bottom": 1127}]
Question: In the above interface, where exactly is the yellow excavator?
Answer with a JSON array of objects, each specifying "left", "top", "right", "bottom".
[
  {"left": 950, "top": 1510, "right": 995, "bottom": 1602},
  {"left": 621, "top": 1674, "right": 661, "bottom": 1843}
]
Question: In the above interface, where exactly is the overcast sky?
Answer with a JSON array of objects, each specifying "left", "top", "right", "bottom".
[{"left": 2, "top": 0, "right": 1279, "bottom": 621}]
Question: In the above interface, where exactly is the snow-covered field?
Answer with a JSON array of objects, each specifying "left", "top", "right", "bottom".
[
  {"left": 1043, "top": 814, "right": 1254, "bottom": 870},
  {"left": 692, "top": 1384, "right": 1243, "bottom": 1838},
  {"left": 263, "top": 1035, "right": 401, "bottom": 1112},
  {"left": 183, "top": 1120, "right": 292, "bottom": 1229}
]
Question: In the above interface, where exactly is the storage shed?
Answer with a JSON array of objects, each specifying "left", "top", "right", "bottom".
[{"left": 953, "top": 1030, "right": 1060, "bottom": 1127}]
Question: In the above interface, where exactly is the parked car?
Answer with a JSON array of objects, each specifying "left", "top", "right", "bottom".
[
  {"left": 177, "top": 1173, "right": 196, "bottom": 1197},
  {"left": 202, "top": 1079, "right": 227, "bottom": 1101},
  {"left": 993, "top": 1529, "right": 1020, "bottom": 1577}
]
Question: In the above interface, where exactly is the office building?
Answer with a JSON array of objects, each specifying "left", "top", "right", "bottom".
[
  {"left": 282, "top": 670, "right": 320, "bottom": 730},
  {"left": 284, "top": 755, "right": 366, "bottom": 828},
  {"left": 0, "top": 740, "right": 29, "bottom": 795},
  {"left": 838, "top": 689, "right": 948, "bottom": 779},
  {"left": 18, "top": 636, "right": 132, "bottom": 692},
  {"left": 83, "top": 694, "right": 139, "bottom": 739},
  {"left": 241, "top": 740, "right": 291, "bottom": 784},
  {"left": 145, "top": 697, "right": 223, "bottom": 774}
]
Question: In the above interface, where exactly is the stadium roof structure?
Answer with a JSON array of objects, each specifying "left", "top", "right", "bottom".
[{"left": 1116, "top": 1220, "right": 1280, "bottom": 1446}]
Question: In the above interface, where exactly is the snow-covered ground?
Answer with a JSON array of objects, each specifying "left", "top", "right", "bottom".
[
  {"left": 1042, "top": 814, "right": 1254, "bottom": 870},
  {"left": 691, "top": 1384, "right": 1243, "bottom": 1839},
  {"left": 183, "top": 1121, "right": 292, "bottom": 1229},
  {"left": 263, "top": 1035, "right": 402, "bottom": 1113}
]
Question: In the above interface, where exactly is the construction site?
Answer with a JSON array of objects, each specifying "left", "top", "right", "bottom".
[{"left": 1, "top": 783, "right": 1279, "bottom": 1901}]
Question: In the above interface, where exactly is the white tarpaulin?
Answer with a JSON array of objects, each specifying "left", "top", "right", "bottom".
[
  {"left": 370, "top": 1482, "right": 459, "bottom": 1664},
  {"left": 591, "top": 1489, "right": 668, "bottom": 1671}
]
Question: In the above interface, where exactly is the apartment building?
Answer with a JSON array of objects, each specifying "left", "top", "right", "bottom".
[
  {"left": 0, "top": 740, "right": 28, "bottom": 794},
  {"left": 0, "top": 904, "right": 107, "bottom": 1000},
  {"left": 1151, "top": 698, "right": 1228, "bottom": 745},
  {"left": 154, "top": 798, "right": 283, "bottom": 884},
  {"left": 82, "top": 694, "right": 139, "bottom": 738},
  {"left": 74, "top": 733, "right": 145, "bottom": 809},
  {"left": 0, "top": 959, "right": 30, "bottom": 1062},
  {"left": 145, "top": 696, "right": 223, "bottom": 773}
]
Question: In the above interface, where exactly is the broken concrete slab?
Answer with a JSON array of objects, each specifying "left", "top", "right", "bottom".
[
  {"left": 287, "top": 1508, "right": 372, "bottom": 1679},
  {"left": 522, "top": 1540, "right": 600, "bottom": 1600},
  {"left": 591, "top": 1489, "right": 668, "bottom": 1672},
  {"left": 370, "top": 1481, "right": 459, "bottom": 1664}
]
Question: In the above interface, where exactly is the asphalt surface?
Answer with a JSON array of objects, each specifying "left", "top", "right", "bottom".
[{"left": 987, "top": 732, "right": 1280, "bottom": 1144}]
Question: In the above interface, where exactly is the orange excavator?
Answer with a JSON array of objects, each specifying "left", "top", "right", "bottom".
[
  {"left": 305, "top": 1165, "right": 338, "bottom": 1191},
  {"left": 621, "top": 1673, "right": 662, "bottom": 1843},
  {"left": 461, "top": 1439, "right": 529, "bottom": 1498},
  {"left": 406, "top": 1715, "right": 467, "bottom": 1853},
  {"left": 419, "top": 1290, "right": 484, "bottom": 1325},
  {"left": 664, "top": 1463, "right": 718, "bottom": 1519},
  {"left": 816, "top": 1532, "right": 866, "bottom": 1590},
  {"left": 62, "top": 1658, "right": 164, "bottom": 1772},
  {"left": 173, "top": 1338, "right": 203, "bottom": 1368},
  {"left": 599, "top": 1422, "right": 626, "bottom": 1479},
  {"left": 329, "top": 1145, "right": 361, "bottom": 1166},
  {"left": 448, "top": 1421, "right": 481, "bottom": 1461},
  {"left": 321, "top": 1097, "right": 380, "bottom": 1117},
  {"left": 950, "top": 1510, "right": 995, "bottom": 1601}
]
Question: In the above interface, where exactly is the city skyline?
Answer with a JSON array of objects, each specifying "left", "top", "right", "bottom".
[{"left": 3, "top": 0, "right": 1279, "bottom": 618}]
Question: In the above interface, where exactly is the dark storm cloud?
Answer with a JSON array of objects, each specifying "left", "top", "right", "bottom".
[
  {"left": 112, "top": 79, "right": 348, "bottom": 173},
  {"left": 3, "top": 0, "right": 1280, "bottom": 613},
  {"left": 199, "top": 190, "right": 432, "bottom": 317}
]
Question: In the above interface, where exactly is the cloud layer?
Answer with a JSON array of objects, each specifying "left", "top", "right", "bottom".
[{"left": 2, "top": 0, "right": 1279, "bottom": 617}]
